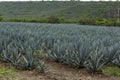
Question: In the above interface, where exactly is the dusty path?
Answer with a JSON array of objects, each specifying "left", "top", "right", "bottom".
[{"left": 1, "top": 61, "right": 120, "bottom": 80}]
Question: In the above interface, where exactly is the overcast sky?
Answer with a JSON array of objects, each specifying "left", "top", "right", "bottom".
[{"left": 0, "top": 0, "right": 119, "bottom": 1}]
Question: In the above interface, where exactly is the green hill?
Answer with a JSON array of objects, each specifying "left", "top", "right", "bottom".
[{"left": 0, "top": 1, "right": 120, "bottom": 20}]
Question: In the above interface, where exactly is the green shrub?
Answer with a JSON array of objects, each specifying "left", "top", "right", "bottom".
[
  {"left": 79, "top": 17, "right": 120, "bottom": 27},
  {"left": 79, "top": 16, "right": 95, "bottom": 25},
  {"left": 47, "top": 16, "right": 60, "bottom": 23},
  {"left": 59, "top": 17, "right": 65, "bottom": 23},
  {"left": 0, "top": 16, "right": 3, "bottom": 21},
  {"left": 102, "top": 67, "right": 120, "bottom": 77},
  {"left": 0, "top": 67, "right": 15, "bottom": 78},
  {"left": 8, "top": 18, "right": 24, "bottom": 22}
]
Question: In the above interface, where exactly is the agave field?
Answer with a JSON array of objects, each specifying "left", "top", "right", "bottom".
[{"left": 0, "top": 22, "right": 120, "bottom": 74}]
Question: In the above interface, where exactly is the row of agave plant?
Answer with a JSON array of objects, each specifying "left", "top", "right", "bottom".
[
  {"left": 46, "top": 37, "right": 120, "bottom": 73},
  {"left": 0, "top": 30, "right": 46, "bottom": 72},
  {"left": 0, "top": 22, "right": 120, "bottom": 73}
]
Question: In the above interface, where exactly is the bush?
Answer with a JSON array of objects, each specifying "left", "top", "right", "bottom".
[
  {"left": 0, "top": 16, "right": 3, "bottom": 21},
  {"left": 59, "top": 17, "right": 65, "bottom": 23},
  {"left": 79, "top": 16, "right": 120, "bottom": 27},
  {"left": 102, "top": 67, "right": 120, "bottom": 77},
  {"left": 79, "top": 16, "right": 95, "bottom": 25},
  {"left": 0, "top": 67, "right": 15, "bottom": 78},
  {"left": 47, "top": 16, "right": 60, "bottom": 23},
  {"left": 8, "top": 18, "right": 24, "bottom": 22}
]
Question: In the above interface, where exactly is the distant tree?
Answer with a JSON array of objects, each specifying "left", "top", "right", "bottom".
[
  {"left": 47, "top": 16, "right": 60, "bottom": 23},
  {"left": 59, "top": 17, "right": 65, "bottom": 23},
  {"left": 0, "top": 16, "right": 3, "bottom": 21},
  {"left": 79, "top": 15, "right": 95, "bottom": 25}
]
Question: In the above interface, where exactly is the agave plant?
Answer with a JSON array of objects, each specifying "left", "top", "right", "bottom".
[
  {"left": 85, "top": 45, "right": 106, "bottom": 74},
  {"left": 1, "top": 46, "right": 11, "bottom": 62},
  {"left": 47, "top": 41, "right": 67, "bottom": 63},
  {"left": 0, "top": 37, "right": 12, "bottom": 62},
  {"left": 9, "top": 45, "right": 22, "bottom": 67},
  {"left": 72, "top": 41, "right": 92, "bottom": 68},
  {"left": 104, "top": 43, "right": 119, "bottom": 64},
  {"left": 21, "top": 46, "right": 36, "bottom": 70},
  {"left": 112, "top": 47, "right": 120, "bottom": 67},
  {"left": 1, "top": 22, "right": 120, "bottom": 74},
  {"left": 63, "top": 49, "right": 74, "bottom": 67},
  {"left": 35, "top": 61, "right": 46, "bottom": 73},
  {"left": 113, "top": 53, "right": 120, "bottom": 67},
  {"left": 0, "top": 39, "right": 2, "bottom": 54}
]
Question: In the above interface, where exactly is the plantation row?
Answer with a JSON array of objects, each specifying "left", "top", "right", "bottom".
[{"left": 0, "top": 22, "right": 120, "bottom": 73}]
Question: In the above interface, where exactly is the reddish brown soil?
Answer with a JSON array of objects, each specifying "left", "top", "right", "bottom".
[{"left": 1, "top": 61, "right": 120, "bottom": 80}]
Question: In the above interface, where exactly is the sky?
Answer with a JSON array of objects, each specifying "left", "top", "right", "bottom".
[{"left": 0, "top": 0, "right": 119, "bottom": 1}]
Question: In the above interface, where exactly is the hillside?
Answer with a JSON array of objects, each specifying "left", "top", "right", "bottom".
[{"left": 0, "top": 1, "right": 120, "bottom": 20}]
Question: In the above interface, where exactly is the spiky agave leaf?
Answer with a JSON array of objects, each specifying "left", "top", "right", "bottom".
[
  {"left": 72, "top": 40, "right": 92, "bottom": 68},
  {"left": 10, "top": 47, "right": 22, "bottom": 67},
  {"left": 112, "top": 48, "right": 120, "bottom": 67},
  {"left": 24, "top": 47, "right": 36, "bottom": 70},
  {"left": 35, "top": 61, "right": 46, "bottom": 73},
  {"left": 1, "top": 45, "right": 11, "bottom": 62},
  {"left": 46, "top": 41, "right": 66, "bottom": 62},
  {"left": 85, "top": 45, "right": 105, "bottom": 74},
  {"left": 104, "top": 43, "right": 119, "bottom": 64}
]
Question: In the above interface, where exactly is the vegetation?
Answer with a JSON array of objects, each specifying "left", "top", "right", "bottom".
[
  {"left": 1, "top": 23, "right": 120, "bottom": 74},
  {"left": 103, "top": 67, "right": 120, "bottom": 77},
  {"left": 0, "top": 1, "right": 120, "bottom": 75},
  {"left": 6, "top": 17, "right": 78, "bottom": 23},
  {"left": 47, "top": 16, "right": 60, "bottom": 23},
  {"left": 4, "top": 16, "right": 120, "bottom": 26},
  {"left": 0, "top": 16, "right": 3, "bottom": 21},
  {"left": 79, "top": 17, "right": 120, "bottom": 26},
  {"left": 0, "top": 66, "right": 15, "bottom": 78},
  {"left": 0, "top": 1, "right": 120, "bottom": 20},
  {"left": 0, "top": 1, "right": 120, "bottom": 26}
]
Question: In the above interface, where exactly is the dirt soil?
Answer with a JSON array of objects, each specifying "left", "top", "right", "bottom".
[{"left": 1, "top": 61, "right": 120, "bottom": 80}]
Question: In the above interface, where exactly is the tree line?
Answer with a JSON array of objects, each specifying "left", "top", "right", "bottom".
[{"left": 0, "top": 15, "right": 120, "bottom": 27}]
